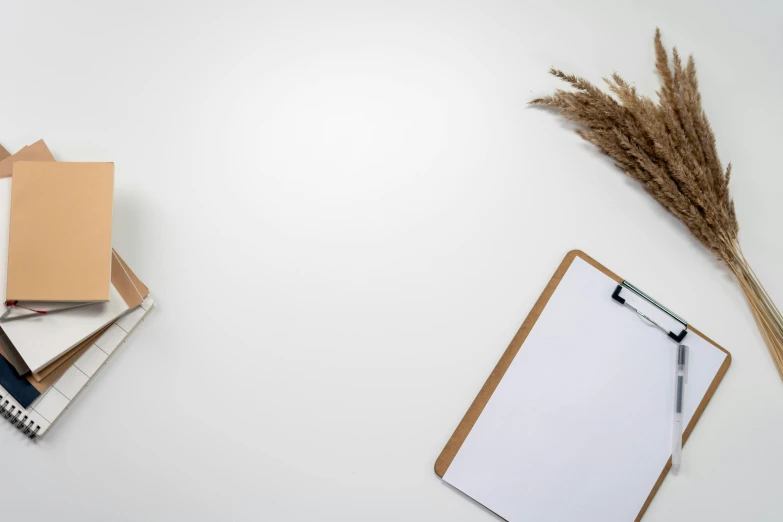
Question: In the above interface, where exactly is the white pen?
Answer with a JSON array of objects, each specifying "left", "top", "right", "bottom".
[{"left": 672, "top": 344, "right": 688, "bottom": 474}]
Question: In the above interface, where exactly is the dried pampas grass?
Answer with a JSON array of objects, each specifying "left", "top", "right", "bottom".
[{"left": 532, "top": 29, "right": 783, "bottom": 380}]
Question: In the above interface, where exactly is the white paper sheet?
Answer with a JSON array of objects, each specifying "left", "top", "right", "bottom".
[
  {"left": 443, "top": 257, "right": 727, "bottom": 522},
  {"left": 1, "top": 285, "right": 130, "bottom": 373}
]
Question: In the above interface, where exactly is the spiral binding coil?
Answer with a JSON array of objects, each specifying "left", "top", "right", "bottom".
[{"left": 0, "top": 395, "right": 40, "bottom": 439}]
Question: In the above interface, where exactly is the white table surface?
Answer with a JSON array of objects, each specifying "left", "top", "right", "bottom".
[{"left": 1, "top": 1, "right": 782, "bottom": 520}]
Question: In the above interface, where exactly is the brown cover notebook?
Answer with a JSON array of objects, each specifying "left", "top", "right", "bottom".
[{"left": 7, "top": 161, "right": 114, "bottom": 302}]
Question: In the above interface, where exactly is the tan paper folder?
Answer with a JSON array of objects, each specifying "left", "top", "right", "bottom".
[
  {"left": 7, "top": 161, "right": 114, "bottom": 302},
  {"left": 0, "top": 140, "right": 56, "bottom": 178}
]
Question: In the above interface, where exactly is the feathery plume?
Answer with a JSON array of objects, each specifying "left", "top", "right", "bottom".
[{"left": 531, "top": 29, "right": 783, "bottom": 381}]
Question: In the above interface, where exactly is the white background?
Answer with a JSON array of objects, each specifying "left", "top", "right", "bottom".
[{"left": 0, "top": 1, "right": 781, "bottom": 520}]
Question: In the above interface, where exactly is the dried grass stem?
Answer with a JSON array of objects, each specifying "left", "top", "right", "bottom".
[{"left": 532, "top": 29, "right": 783, "bottom": 380}]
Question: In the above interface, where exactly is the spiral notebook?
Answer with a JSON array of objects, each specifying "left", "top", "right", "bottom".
[
  {"left": 0, "top": 295, "right": 155, "bottom": 439},
  {"left": 436, "top": 251, "right": 730, "bottom": 522}
]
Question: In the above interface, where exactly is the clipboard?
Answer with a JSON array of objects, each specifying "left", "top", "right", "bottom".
[{"left": 435, "top": 250, "right": 731, "bottom": 522}]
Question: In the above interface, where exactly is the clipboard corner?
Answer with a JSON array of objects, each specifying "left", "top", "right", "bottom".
[{"left": 434, "top": 457, "right": 447, "bottom": 478}]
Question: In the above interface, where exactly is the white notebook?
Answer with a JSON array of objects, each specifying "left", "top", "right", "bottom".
[
  {"left": 441, "top": 257, "right": 728, "bottom": 522},
  {"left": 0, "top": 295, "right": 155, "bottom": 439},
  {"left": 1, "top": 285, "right": 131, "bottom": 372}
]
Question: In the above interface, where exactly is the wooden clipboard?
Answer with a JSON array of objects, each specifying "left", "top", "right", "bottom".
[{"left": 435, "top": 250, "right": 732, "bottom": 522}]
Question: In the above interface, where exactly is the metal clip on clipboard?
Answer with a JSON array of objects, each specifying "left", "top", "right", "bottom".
[{"left": 611, "top": 281, "right": 688, "bottom": 343}]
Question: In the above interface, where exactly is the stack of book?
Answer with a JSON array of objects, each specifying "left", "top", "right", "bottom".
[{"left": 0, "top": 139, "right": 154, "bottom": 440}]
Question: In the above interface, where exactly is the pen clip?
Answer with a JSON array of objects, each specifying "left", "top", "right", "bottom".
[{"left": 679, "top": 344, "right": 689, "bottom": 384}]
